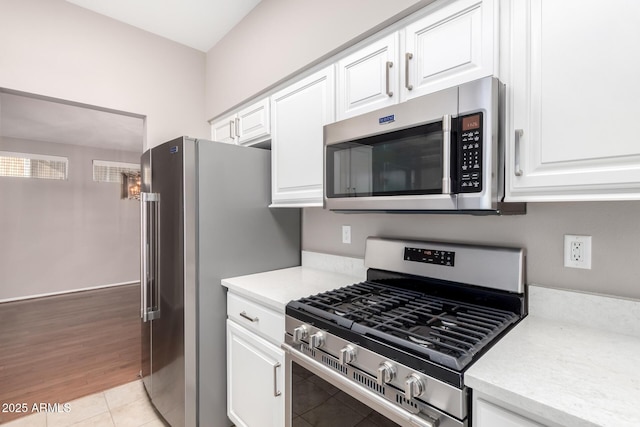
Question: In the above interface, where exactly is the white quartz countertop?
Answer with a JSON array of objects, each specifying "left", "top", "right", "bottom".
[
  {"left": 221, "top": 266, "right": 363, "bottom": 313},
  {"left": 466, "top": 287, "right": 640, "bottom": 427}
]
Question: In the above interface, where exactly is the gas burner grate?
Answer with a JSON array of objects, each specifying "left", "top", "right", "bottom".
[{"left": 296, "top": 281, "right": 519, "bottom": 370}]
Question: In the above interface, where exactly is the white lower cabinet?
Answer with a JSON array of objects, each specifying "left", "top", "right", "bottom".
[
  {"left": 227, "top": 319, "right": 284, "bottom": 427},
  {"left": 474, "top": 398, "right": 545, "bottom": 427},
  {"left": 471, "top": 391, "right": 564, "bottom": 427}
]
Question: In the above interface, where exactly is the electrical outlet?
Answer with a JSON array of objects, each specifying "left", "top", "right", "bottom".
[
  {"left": 564, "top": 235, "right": 592, "bottom": 269},
  {"left": 342, "top": 225, "right": 351, "bottom": 244}
]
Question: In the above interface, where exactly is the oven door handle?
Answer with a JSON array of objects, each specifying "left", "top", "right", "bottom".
[{"left": 282, "top": 342, "right": 440, "bottom": 427}]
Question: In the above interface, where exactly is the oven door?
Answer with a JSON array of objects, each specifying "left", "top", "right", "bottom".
[{"left": 282, "top": 342, "right": 465, "bottom": 427}]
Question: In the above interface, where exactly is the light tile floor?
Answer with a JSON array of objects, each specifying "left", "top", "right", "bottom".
[{"left": 2, "top": 380, "right": 166, "bottom": 427}]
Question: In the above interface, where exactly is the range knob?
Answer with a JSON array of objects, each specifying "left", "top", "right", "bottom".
[
  {"left": 404, "top": 373, "right": 425, "bottom": 399},
  {"left": 309, "top": 331, "right": 325, "bottom": 349},
  {"left": 339, "top": 345, "right": 356, "bottom": 365},
  {"left": 292, "top": 325, "right": 308, "bottom": 343},
  {"left": 376, "top": 361, "right": 396, "bottom": 385}
]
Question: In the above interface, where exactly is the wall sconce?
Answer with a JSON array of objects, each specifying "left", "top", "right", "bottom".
[{"left": 121, "top": 172, "right": 141, "bottom": 200}]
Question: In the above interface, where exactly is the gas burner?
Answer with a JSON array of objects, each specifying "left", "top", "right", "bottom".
[{"left": 408, "top": 336, "right": 434, "bottom": 348}]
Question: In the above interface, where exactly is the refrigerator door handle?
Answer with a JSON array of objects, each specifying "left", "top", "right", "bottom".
[
  {"left": 151, "top": 192, "right": 161, "bottom": 320},
  {"left": 141, "top": 192, "right": 150, "bottom": 322},
  {"left": 141, "top": 192, "right": 161, "bottom": 322}
]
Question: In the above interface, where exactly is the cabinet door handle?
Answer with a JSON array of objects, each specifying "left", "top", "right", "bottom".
[
  {"left": 514, "top": 129, "right": 524, "bottom": 176},
  {"left": 235, "top": 117, "right": 240, "bottom": 140},
  {"left": 385, "top": 61, "right": 393, "bottom": 97},
  {"left": 405, "top": 52, "right": 413, "bottom": 90},
  {"left": 239, "top": 311, "right": 259, "bottom": 322},
  {"left": 273, "top": 362, "right": 281, "bottom": 397},
  {"left": 229, "top": 120, "right": 235, "bottom": 140}
]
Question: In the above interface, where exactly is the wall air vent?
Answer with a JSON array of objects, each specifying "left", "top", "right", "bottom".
[{"left": 0, "top": 151, "right": 68, "bottom": 180}]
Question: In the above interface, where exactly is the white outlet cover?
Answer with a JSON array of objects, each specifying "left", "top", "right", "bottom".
[
  {"left": 342, "top": 225, "right": 351, "bottom": 244},
  {"left": 564, "top": 235, "right": 592, "bottom": 269}
]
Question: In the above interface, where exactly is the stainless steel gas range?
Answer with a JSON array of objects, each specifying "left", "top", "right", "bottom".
[{"left": 282, "top": 237, "right": 526, "bottom": 427}]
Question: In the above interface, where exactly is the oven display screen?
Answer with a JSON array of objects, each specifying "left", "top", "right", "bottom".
[{"left": 404, "top": 247, "right": 455, "bottom": 267}]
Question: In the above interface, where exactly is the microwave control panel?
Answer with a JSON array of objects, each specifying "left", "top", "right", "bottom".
[{"left": 457, "top": 112, "right": 483, "bottom": 193}]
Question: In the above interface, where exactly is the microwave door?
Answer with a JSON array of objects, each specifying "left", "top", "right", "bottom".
[{"left": 325, "top": 118, "right": 457, "bottom": 211}]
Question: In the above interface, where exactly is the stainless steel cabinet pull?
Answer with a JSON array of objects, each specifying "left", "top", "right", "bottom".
[
  {"left": 385, "top": 61, "right": 393, "bottom": 97},
  {"left": 273, "top": 362, "right": 281, "bottom": 397},
  {"left": 514, "top": 129, "right": 524, "bottom": 176},
  {"left": 235, "top": 117, "right": 240, "bottom": 140},
  {"left": 239, "top": 311, "right": 259, "bottom": 322},
  {"left": 229, "top": 120, "right": 235, "bottom": 140},
  {"left": 405, "top": 53, "right": 413, "bottom": 90}
]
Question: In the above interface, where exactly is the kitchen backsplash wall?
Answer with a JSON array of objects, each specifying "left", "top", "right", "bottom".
[
  {"left": 302, "top": 202, "right": 640, "bottom": 300},
  {"left": 0, "top": 137, "right": 140, "bottom": 301}
]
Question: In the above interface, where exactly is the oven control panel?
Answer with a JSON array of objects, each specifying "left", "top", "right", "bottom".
[
  {"left": 457, "top": 112, "right": 483, "bottom": 193},
  {"left": 404, "top": 247, "right": 455, "bottom": 267}
]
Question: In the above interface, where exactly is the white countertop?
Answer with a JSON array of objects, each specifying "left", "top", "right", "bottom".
[
  {"left": 221, "top": 265, "right": 363, "bottom": 313},
  {"left": 466, "top": 286, "right": 640, "bottom": 427}
]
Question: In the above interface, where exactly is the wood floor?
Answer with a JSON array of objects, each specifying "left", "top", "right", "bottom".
[{"left": 0, "top": 285, "right": 141, "bottom": 423}]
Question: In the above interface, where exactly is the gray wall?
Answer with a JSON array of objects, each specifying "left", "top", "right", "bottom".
[
  {"left": 0, "top": 137, "right": 140, "bottom": 301},
  {"left": 205, "top": 0, "right": 431, "bottom": 119},
  {"left": 0, "top": 0, "right": 209, "bottom": 149},
  {"left": 303, "top": 203, "right": 640, "bottom": 300}
]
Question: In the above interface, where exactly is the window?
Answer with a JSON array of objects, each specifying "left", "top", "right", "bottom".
[
  {"left": 0, "top": 151, "right": 68, "bottom": 180},
  {"left": 92, "top": 160, "right": 140, "bottom": 183}
]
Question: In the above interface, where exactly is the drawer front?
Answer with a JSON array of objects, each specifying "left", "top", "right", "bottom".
[{"left": 227, "top": 292, "right": 285, "bottom": 345}]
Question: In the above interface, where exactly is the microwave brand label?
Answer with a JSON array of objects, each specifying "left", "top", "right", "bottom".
[{"left": 379, "top": 114, "right": 395, "bottom": 125}]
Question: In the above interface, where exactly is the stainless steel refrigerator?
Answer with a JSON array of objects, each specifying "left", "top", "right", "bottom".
[{"left": 140, "top": 137, "right": 300, "bottom": 427}]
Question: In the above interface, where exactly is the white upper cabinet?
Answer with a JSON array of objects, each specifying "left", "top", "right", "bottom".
[
  {"left": 336, "top": 33, "right": 399, "bottom": 120},
  {"left": 504, "top": 0, "right": 640, "bottom": 201},
  {"left": 210, "top": 97, "right": 270, "bottom": 146},
  {"left": 210, "top": 112, "right": 237, "bottom": 144},
  {"left": 270, "top": 66, "right": 335, "bottom": 207},
  {"left": 335, "top": 0, "right": 496, "bottom": 120},
  {"left": 402, "top": 0, "right": 496, "bottom": 101}
]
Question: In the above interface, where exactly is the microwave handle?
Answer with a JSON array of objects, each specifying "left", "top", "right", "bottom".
[{"left": 442, "top": 115, "right": 452, "bottom": 194}]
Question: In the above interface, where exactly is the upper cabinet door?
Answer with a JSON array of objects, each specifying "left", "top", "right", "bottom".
[
  {"left": 237, "top": 97, "right": 271, "bottom": 146},
  {"left": 270, "top": 66, "right": 336, "bottom": 207},
  {"left": 336, "top": 33, "right": 399, "bottom": 120},
  {"left": 210, "top": 113, "right": 237, "bottom": 144},
  {"left": 505, "top": 0, "right": 640, "bottom": 201},
  {"left": 402, "top": 0, "right": 495, "bottom": 101}
]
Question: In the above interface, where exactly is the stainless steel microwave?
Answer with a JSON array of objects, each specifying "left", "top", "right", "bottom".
[{"left": 323, "top": 77, "right": 525, "bottom": 214}]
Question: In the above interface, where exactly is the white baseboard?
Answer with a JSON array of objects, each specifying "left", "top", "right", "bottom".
[{"left": 0, "top": 280, "right": 139, "bottom": 303}]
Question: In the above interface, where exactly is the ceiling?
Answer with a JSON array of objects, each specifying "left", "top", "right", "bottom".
[
  {"left": 65, "top": 0, "right": 262, "bottom": 52},
  {"left": 0, "top": 91, "right": 145, "bottom": 152}
]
